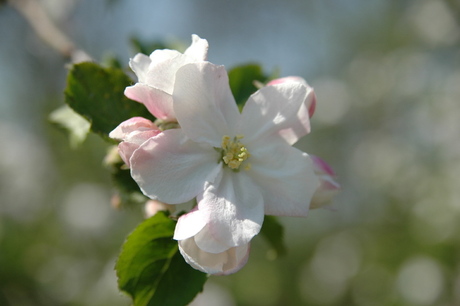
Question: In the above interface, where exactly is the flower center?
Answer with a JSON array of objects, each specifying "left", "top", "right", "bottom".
[{"left": 220, "top": 135, "right": 251, "bottom": 171}]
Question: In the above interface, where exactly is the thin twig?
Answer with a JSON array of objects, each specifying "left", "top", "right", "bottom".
[{"left": 8, "top": 0, "right": 92, "bottom": 63}]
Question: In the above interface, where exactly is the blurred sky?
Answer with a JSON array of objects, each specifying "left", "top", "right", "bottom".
[{"left": 0, "top": 0, "right": 386, "bottom": 126}]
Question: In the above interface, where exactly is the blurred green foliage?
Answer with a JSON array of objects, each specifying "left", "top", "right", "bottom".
[{"left": 1, "top": 0, "right": 460, "bottom": 305}]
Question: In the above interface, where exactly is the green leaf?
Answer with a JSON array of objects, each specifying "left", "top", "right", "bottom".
[
  {"left": 260, "top": 215, "right": 287, "bottom": 257},
  {"left": 64, "top": 62, "right": 155, "bottom": 140},
  {"left": 116, "top": 212, "right": 208, "bottom": 306},
  {"left": 49, "top": 104, "right": 91, "bottom": 148},
  {"left": 228, "top": 63, "right": 269, "bottom": 108}
]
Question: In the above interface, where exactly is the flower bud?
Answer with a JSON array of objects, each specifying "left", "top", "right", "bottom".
[{"left": 109, "top": 117, "right": 161, "bottom": 167}]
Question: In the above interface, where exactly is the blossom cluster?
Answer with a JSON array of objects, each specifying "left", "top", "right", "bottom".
[{"left": 110, "top": 35, "right": 340, "bottom": 275}]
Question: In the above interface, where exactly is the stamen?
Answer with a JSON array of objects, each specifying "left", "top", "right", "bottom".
[{"left": 219, "top": 135, "right": 251, "bottom": 171}]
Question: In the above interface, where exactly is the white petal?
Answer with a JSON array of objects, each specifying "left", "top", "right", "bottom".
[
  {"left": 173, "top": 62, "right": 240, "bottom": 146},
  {"left": 178, "top": 238, "right": 250, "bottom": 275},
  {"left": 131, "top": 49, "right": 200, "bottom": 95},
  {"left": 130, "top": 129, "right": 222, "bottom": 204},
  {"left": 239, "top": 82, "right": 313, "bottom": 145},
  {"left": 184, "top": 34, "right": 209, "bottom": 61},
  {"left": 195, "top": 169, "right": 264, "bottom": 252},
  {"left": 124, "top": 84, "right": 175, "bottom": 120},
  {"left": 129, "top": 53, "right": 152, "bottom": 83},
  {"left": 144, "top": 50, "right": 188, "bottom": 94},
  {"left": 248, "top": 138, "right": 320, "bottom": 217},
  {"left": 173, "top": 207, "right": 207, "bottom": 240}
]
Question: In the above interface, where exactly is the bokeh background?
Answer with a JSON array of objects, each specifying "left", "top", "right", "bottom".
[{"left": 1, "top": 0, "right": 460, "bottom": 305}]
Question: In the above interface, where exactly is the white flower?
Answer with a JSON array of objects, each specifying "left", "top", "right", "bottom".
[
  {"left": 129, "top": 62, "right": 320, "bottom": 271},
  {"left": 124, "top": 34, "right": 208, "bottom": 121}
]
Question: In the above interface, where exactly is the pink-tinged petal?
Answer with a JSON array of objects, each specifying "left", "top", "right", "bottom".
[
  {"left": 310, "top": 177, "right": 340, "bottom": 209},
  {"left": 173, "top": 62, "right": 240, "bottom": 146},
  {"left": 248, "top": 138, "right": 319, "bottom": 217},
  {"left": 109, "top": 117, "right": 161, "bottom": 166},
  {"left": 267, "top": 76, "right": 307, "bottom": 86},
  {"left": 117, "top": 129, "right": 160, "bottom": 166},
  {"left": 195, "top": 170, "right": 264, "bottom": 253},
  {"left": 267, "top": 76, "right": 317, "bottom": 119},
  {"left": 124, "top": 84, "right": 175, "bottom": 120},
  {"left": 184, "top": 34, "right": 209, "bottom": 61},
  {"left": 309, "top": 155, "right": 340, "bottom": 209},
  {"left": 239, "top": 82, "right": 314, "bottom": 145},
  {"left": 173, "top": 207, "right": 207, "bottom": 240},
  {"left": 178, "top": 237, "right": 250, "bottom": 275},
  {"left": 310, "top": 154, "right": 336, "bottom": 176},
  {"left": 109, "top": 117, "right": 158, "bottom": 140},
  {"left": 130, "top": 129, "right": 222, "bottom": 204}
]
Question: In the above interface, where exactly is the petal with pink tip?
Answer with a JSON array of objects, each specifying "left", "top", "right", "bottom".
[
  {"left": 267, "top": 76, "right": 317, "bottom": 118},
  {"left": 117, "top": 129, "right": 161, "bottom": 166},
  {"left": 309, "top": 154, "right": 340, "bottom": 209},
  {"left": 109, "top": 117, "right": 158, "bottom": 141},
  {"left": 130, "top": 129, "right": 222, "bottom": 204},
  {"left": 239, "top": 82, "right": 313, "bottom": 145},
  {"left": 109, "top": 117, "right": 160, "bottom": 166},
  {"left": 124, "top": 84, "right": 175, "bottom": 120}
]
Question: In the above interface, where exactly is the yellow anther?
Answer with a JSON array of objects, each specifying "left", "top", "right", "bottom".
[
  {"left": 219, "top": 135, "right": 251, "bottom": 171},
  {"left": 221, "top": 135, "right": 231, "bottom": 150}
]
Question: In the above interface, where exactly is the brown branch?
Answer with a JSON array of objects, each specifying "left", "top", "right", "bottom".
[{"left": 8, "top": 0, "right": 92, "bottom": 63}]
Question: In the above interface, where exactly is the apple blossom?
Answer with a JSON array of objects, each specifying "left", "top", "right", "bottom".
[
  {"left": 309, "top": 155, "right": 340, "bottom": 209},
  {"left": 124, "top": 34, "right": 208, "bottom": 121},
  {"left": 129, "top": 62, "right": 320, "bottom": 272}
]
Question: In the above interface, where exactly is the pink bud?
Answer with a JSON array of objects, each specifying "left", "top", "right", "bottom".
[{"left": 109, "top": 117, "right": 161, "bottom": 167}]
